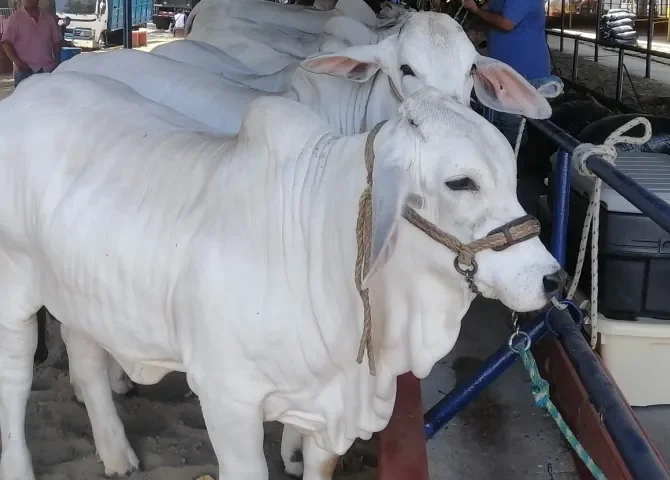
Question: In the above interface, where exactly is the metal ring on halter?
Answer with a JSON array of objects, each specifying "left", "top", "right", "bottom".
[
  {"left": 453, "top": 257, "right": 478, "bottom": 276},
  {"left": 508, "top": 330, "right": 532, "bottom": 354}
]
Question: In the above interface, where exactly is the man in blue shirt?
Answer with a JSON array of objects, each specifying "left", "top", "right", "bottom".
[{"left": 461, "top": 0, "right": 552, "bottom": 145}]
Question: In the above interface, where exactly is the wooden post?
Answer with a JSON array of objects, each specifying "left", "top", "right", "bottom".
[{"left": 378, "top": 374, "right": 429, "bottom": 480}]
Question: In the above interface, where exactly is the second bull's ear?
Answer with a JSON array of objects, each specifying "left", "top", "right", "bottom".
[{"left": 473, "top": 55, "right": 552, "bottom": 119}]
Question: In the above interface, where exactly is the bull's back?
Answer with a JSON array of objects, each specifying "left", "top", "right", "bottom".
[
  {"left": 56, "top": 50, "right": 261, "bottom": 135},
  {"left": 0, "top": 73, "right": 234, "bottom": 361}
]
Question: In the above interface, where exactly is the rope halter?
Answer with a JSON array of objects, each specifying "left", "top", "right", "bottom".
[{"left": 355, "top": 121, "right": 542, "bottom": 375}]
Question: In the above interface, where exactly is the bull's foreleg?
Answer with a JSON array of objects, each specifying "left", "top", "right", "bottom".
[
  {"left": 302, "top": 434, "right": 339, "bottom": 480},
  {"left": 281, "top": 426, "right": 340, "bottom": 480},
  {"left": 194, "top": 380, "right": 268, "bottom": 480},
  {"left": 0, "top": 313, "right": 38, "bottom": 480},
  {"left": 61, "top": 326, "right": 139, "bottom": 477},
  {"left": 281, "top": 425, "right": 304, "bottom": 477}
]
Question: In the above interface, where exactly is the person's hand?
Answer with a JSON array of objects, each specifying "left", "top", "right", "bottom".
[{"left": 461, "top": 0, "right": 479, "bottom": 11}]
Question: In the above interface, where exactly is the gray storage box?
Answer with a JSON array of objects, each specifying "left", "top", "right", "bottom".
[{"left": 547, "top": 151, "right": 670, "bottom": 320}]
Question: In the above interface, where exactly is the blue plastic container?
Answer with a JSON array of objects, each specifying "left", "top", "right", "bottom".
[{"left": 60, "top": 47, "right": 82, "bottom": 63}]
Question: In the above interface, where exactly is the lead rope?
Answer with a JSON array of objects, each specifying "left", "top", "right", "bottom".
[
  {"left": 509, "top": 333, "right": 608, "bottom": 480},
  {"left": 565, "top": 117, "right": 652, "bottom": 348}
]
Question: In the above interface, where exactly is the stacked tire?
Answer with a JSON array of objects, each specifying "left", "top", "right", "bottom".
[{"left": 599, "top": 9, "right": 639, "bottom": 46}]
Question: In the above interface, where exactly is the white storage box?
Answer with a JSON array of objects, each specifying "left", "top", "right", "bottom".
[{"left": 598, "top": 315, "right": 670, "bottom": 406}]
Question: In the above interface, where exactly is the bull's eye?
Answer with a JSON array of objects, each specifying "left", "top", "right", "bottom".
[
  {"left": 400, "top": 64, "right": 415, "bottom": 76},
  {"left": 445, "top": 177, "right": 479, "bottom": 192}
]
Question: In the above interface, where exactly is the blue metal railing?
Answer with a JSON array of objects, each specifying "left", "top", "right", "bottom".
[{"left": 423, "top": 118, "right": 670, "bottom": 480}]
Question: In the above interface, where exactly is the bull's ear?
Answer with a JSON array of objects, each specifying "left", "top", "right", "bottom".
[
  {"left": 362, "top": 164, "right": 408, "bottom": 289},
  {"left": 300, "top": 40, "right": 388, "bottom": 82},
  {"left": 472, "top": 56, "right": 552, "bottom": 119}
]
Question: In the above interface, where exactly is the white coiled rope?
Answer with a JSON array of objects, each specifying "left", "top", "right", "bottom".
[
  {"left": 564, "top": 117, "right": 652, "bottom": 348},
  {"left": 510, "top": 83, "right": 653, "bottom": 348}
]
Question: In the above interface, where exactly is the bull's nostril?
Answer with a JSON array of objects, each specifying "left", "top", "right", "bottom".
[{"left": 543, "top": 269, "right": 567, "bottom": 297}]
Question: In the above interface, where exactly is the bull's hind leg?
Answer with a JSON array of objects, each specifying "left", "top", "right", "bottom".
[
  {"left": 61, "top": 326, "right": 139, "bottom": 476},
  {"left": 0, "top": 310, "right": 38, "bottom": 480},
  {"left": 281, "top": 426, "right": 339, "bottom": 480}
]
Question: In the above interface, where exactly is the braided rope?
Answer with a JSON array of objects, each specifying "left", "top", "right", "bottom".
[
  {"left": 566, "top": 117, "right": 652, "bottom": 348},
  {"left": 518, "top": 348, "right": 608, "bottom": 480},
  {"left": 354, "top": 121, "right": 386, "bottom": 376}
]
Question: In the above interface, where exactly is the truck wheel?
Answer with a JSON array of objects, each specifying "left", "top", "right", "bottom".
[{"left": 98, "top": 33, "right": 106, "bottom": 50}]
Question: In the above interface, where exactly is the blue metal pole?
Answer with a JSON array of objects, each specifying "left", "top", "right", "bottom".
[
  {"left": 424, "top": 315, "right": 548, "bottom": 438},
  {"left": 551, "top": 150, "right": 571, "bottom": 267}
]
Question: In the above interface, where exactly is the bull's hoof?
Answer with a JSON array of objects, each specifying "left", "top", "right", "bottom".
[{"left": 101, "top": 444, "right": 140, "bottom": 478}]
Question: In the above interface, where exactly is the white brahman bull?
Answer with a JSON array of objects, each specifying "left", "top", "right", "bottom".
[
  {"left": 151, "top": 15, "right": 401, "bottom": 93},
  {"left": 56, "top": 12, "right": 551, "bottom": 137},
  {"left": 0, "top": 71, "right": 562, "bottom": 480},
  {"left": 184, "top": 0, "right": 403, "bottom": 75}
]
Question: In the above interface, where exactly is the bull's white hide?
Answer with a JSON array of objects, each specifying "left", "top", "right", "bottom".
[
  {"left": 54, "top": 50, "right": 261, "bottom": 134},
  {"left": 151, "top": 39, "right": 297, "bottom": 93},
  {"left": 186, "top": 0, "right": 377, "bottom": 36},
  {"left": 184, "top": 0, "right": 396, "bottom": 74},
  {"left": 63, "top": 13, "right": 551, "bottom": 139},
  {"left": 151, "top": 15, "right": 400, "bottom": 92},
  {"left": 0, "top": 73, "right": 559, "bottom": 480}
]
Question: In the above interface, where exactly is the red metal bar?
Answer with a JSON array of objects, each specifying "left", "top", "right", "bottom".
[{"left": 377, "top": 373, "right": 429, "bottom": 480}]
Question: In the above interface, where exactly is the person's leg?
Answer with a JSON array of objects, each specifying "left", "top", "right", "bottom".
[{"left": 13, "top": 70, "right": 34, "bottom": 88}]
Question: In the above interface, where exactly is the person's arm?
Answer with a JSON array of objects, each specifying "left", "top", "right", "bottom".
[
  {"left": 1, "top": 17, "right": 28, "bottom": 71},
  {"left": 462, "top": 0, "right": 533, "bottom": 32},
  {"left": 461, "top": 0, "right": 514, "bottom": 31}
]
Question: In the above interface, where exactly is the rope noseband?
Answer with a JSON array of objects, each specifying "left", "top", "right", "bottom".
[{"left": 355, "top": 121, "right": 541, "bottom": 375}]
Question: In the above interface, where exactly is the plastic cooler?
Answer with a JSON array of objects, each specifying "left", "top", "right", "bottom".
[
  {"left": 598, "top": 315, "right": 670, "bottom": 406},
  {"left": 60, "top": 47, "right": 81, "bottom": 63},
  {"left": 548, "top": 151, "right": 670, "bottom": 320}
]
